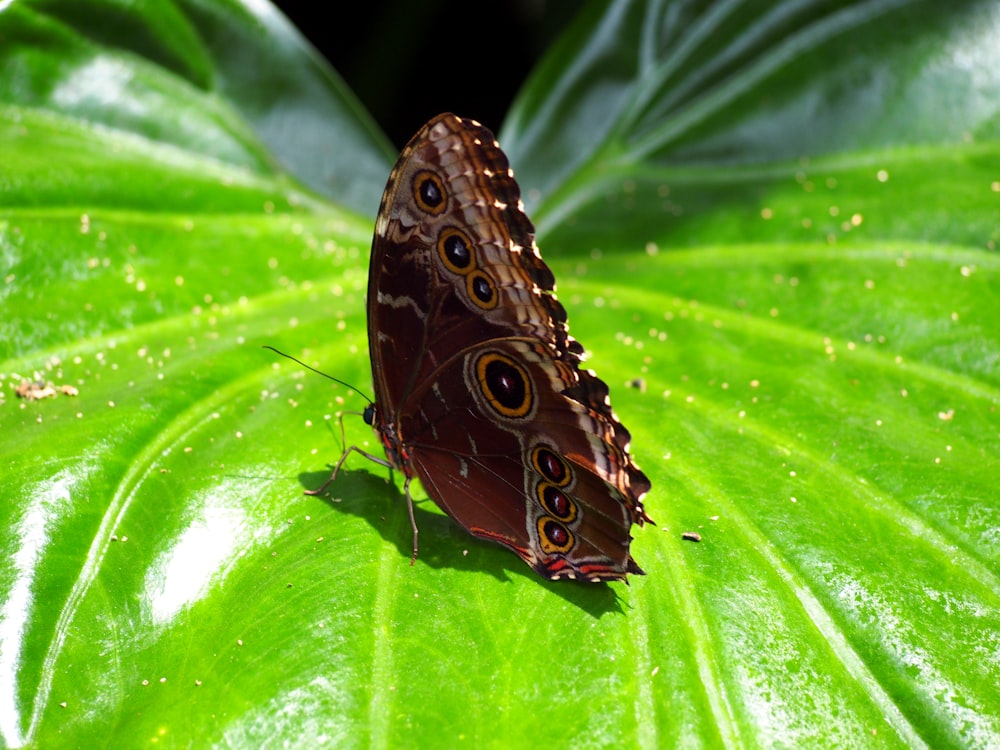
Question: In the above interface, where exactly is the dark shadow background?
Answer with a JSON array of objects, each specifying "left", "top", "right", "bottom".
[{"left": 273, "top": 0, "right": 579, "bottom": 148}]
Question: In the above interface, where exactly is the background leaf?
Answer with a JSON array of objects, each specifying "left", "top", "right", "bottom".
[
  {"left": 1, "top": 0, "right": 998, "bottom": 748},
  {"left": 0, "top": 0, "right": 393, "bottom": 214}
]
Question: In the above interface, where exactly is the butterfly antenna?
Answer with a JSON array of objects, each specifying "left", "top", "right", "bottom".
[{"left": 262, "top": 345, "right": 373, "bottom": 405}]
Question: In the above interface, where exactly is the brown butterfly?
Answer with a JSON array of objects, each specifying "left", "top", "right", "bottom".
[{"left": 322, "top": 113, "right": 651, "bottom": 582}]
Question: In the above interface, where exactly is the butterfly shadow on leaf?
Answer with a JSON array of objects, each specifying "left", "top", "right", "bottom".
[{"left": 299, "top": 467, "right": 629, "bottom": 618}]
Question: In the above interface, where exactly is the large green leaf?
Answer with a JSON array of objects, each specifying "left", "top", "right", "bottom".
[{"left": 1, "top": 0, "right": 998, "bottom": 747}]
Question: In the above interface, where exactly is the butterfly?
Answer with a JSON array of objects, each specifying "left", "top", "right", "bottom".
[{"left": 321, "top": 113, "right": 651, "bottom": 582}]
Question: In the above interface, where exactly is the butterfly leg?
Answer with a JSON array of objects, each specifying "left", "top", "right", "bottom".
[
  {"left": 305, "top": 444, "right": 392, "bottom": 496},
  {"left": 403, "top": 475, "right": 419, "bottom": 566}
]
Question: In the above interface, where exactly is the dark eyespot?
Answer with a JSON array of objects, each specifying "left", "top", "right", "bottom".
[
  {"left": 444, "top": 232, "right": 471, "bottom": 268},
  {"left": 413, "top": 170, "right": 446, "bottom": 214},
  {"left": 537, "top": 517, "right": 574, "bottom": 554},
  {"left": 486, "top": 359, "right": 525, "bottom": 409},
  {"left": 438, "top": 228, "right": 474, "bottom": 273},
  {"left": 475, "top": 352, "right": 533, "bottom": 419},
  {"left": 467, "top": 271, "right": 497, "bottom": 309},
  {"left": 539, "top": 484, "right": 577, "bottom": 522},
  {"left": 532, "top": 447, "right": 571, "bottom": 486}
]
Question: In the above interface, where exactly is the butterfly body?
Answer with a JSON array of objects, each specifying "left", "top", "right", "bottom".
[{"left": 358, "top": 113, "right": 651, "bottom": 582}]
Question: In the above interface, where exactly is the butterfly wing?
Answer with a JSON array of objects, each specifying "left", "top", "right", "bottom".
[
  {"left": 366, "top": 113, "right": 650, "bottom": 581},
  {"left": 402, "top": 339, "right": 650, "bottom": 581},
  {"left": 367, "top": 114, "right": 568, "bottom": 415}
]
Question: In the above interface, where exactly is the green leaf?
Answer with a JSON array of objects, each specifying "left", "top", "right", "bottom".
[
  {"left": 1, "top": 0, "right": 998, "bottom": 748},
  {"left": 0, "top": 0, "right": 393, "bottom": 214}
]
